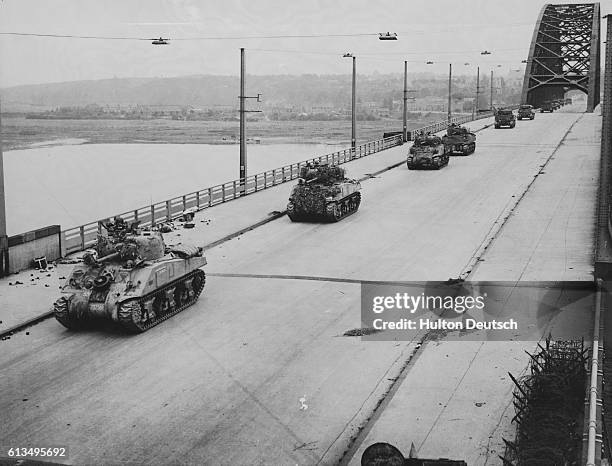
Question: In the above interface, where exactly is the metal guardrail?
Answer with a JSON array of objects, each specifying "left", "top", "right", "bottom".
[
  {"left": 585, "top": 279, "right": 604, "bottom": 466},
  {"left": 412, "top": 112, "right": 490, "bottom": 137},
  {"left": 60, "top": 135, "right": 402, "bottom": 255},
  {"left": 59, "top": 111, "right": 497, "bottom": 256}
]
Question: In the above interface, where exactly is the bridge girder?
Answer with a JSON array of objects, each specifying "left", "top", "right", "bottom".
[{"left": 521, "top": 3, "right": 600, "bottom": 112}]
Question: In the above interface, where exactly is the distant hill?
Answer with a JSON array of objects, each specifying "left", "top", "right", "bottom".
[{"left": 0, "top": 73, "right": 519, "bottom": 112}]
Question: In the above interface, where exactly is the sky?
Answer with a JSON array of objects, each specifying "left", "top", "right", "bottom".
[{"left": 0, "top": 0, "right": 609, "bottom": 87}]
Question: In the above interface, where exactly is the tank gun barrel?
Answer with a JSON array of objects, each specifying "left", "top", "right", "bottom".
[{"left": 98, "top": 252, "right": 121, "bottom": 263}]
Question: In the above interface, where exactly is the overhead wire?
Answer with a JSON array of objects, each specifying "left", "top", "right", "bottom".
[{"left": 0, "top": 31, "right": 379, "bottom": 41}]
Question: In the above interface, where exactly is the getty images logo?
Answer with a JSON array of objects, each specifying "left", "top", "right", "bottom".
[{"left": 371, "top": 292, "right": 487, "bottom": 315}]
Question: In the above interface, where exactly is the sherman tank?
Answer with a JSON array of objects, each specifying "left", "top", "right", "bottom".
[
  {"left": 441, "top": 123, "right": 476, "bottom": 155},
  {"left": 53, "top": 217, "right": 206, "bottom": 333},
  {"left": 287, "top": 162, "right": 361, "bottom": 222},
  {"left": 407, "top": 133, "right": 449, "bottom": 170}
]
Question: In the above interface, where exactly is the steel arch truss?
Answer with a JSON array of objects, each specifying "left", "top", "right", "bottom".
[{"left": 521, "top": 3, "right": 600, "bottom": 112}]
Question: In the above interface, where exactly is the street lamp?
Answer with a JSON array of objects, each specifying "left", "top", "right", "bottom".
[
  {"left": 490, "top": 70, "right": 494, "bottom": 110},
  {"left": 238, "top": 48, "right": 262, "bottom": 192},
  {"left": 0, "top": 100, "right": 7, "bottom": 276},
  {"left": 151, "top": 37, "right": 169, "bottom": 45},
  {"left": 378, "top": 32, "right": 398, "bottom": 40},
  {"left": 403, "top": 61, "right": 408, "bottom": 142},
  {"left": 475, "top": 66, "right": 480, "bottom": 118},
  {"left": 447, "top": 63, "right": 452, "bottom": 126},
  {"left": 343, "top": 53, "right": 357, "bottom": 155}
]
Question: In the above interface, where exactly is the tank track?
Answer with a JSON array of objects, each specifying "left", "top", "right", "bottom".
[
  {"left": 463, "top": 142, "right": 476, "bottom": 155},
  {"left": 445, "top": 142, "right": 475, "bottom": 156},
  {"left": 54, "top": 295, "right": 86, "bottom": 330},
  {"left": 408, "top": 156, "right": 449, "bottom": 170},
  {"left": 287, "top": 202, "right": 297, "bottom": 222},
  {"left": 117, "top": 269, "right": 206, "bottom": 333},
  {"left": 325, "top": 191, "right": 361, "bottom": 222},
  {"left": 288, "top": 192, "right": 361, "bottom": 222}
]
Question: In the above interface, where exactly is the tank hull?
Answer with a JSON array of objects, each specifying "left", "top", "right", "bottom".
[
  {"left": 287, "top": 176, "right": 361, "bottom": 223},
  {"left": 287, "top": 188, "right": 361, "bottom": 222},
  {"left": 54, "top": 236, "right": 207, "bottom": 333},
  {"left": 442, "top": 133, "right": 476, "bottom": 156},
  {"left": 494, "top": 113, "right": 516, "bottom": 128},
  {"left": 407, "top": 144, "right": 449, "bottom": 170}
]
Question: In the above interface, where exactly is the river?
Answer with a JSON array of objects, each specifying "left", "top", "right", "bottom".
[{"left": 4, "top": 142, "right": 345, "bottom": 235}]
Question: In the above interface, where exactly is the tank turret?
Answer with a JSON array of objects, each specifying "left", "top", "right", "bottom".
[
  {"left": 287, "top": 162, "right": 361, "bottom": 222},
  {"left": 53, "top": 217, "right": 206, "bottom": 333}
]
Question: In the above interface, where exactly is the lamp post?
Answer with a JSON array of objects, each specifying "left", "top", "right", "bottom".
[
  {"left": 475, "top": 66, "right": 480, "bottom": 119},
  {"left": 447, "top": 63, "right": 452, "bottom": 126},
  {"left": 0, "top": 100, "right": 8, "bottom": 276},
  {"left": 352, "top": 54, "right": 356, "bottom": 154},
  {"left": 403, "top": 60, "right": 408, "bottom": 142},
  {"left": 490, "top": 70, "right": 494, "bottom": 110},
  {"left": 343, "top": 53, "right": 357, "bottom": 156},
  {"left": 238, "top": 48, "right": 262, "bottom": 193},
  {"left": 240, "top": 48, "right": 246, "bottom": 188}
]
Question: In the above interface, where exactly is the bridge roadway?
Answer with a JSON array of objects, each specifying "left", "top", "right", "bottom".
[
  {"left": 349, "top": 104, "right": 600, "bottom": 464},
  {"left": 0, "top": 104, "right": 600, "bottom": 465}
]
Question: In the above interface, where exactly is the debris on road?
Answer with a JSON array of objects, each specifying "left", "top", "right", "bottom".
[{"left": 343, "top": 327, "right": 381, "bottom": 337}]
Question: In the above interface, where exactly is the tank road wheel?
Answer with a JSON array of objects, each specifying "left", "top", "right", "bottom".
[
  {"left": 54, "top": 295, "right": 85, "bottom": 330},
  {"left": 117, "top": 300, "right": 147, "bottom": 333},
  {"left": 354, "top": 192, "right": 361, "bottom": 210},
  {"left": 161, "top": 288, "right": 176, "bottom": 314},
  {"left": 174, "top": 283, "right": 191, "bottom": 307},
  {"left": 326, "top": 203, "right": 342, "bottom": 222},
  {"left": 333, "top": 203, "right": 343, "bottom": 221},
  {"left": 151, "top": 294, "right": 167, "bottom": 317},
  {"left": 118, "top": 270, "right": 206, "bottom": 333}
]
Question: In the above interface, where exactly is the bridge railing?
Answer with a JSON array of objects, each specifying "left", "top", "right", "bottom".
[
  {"left": 61, "top": 134, "right": 402, "bottom": 255},
  {"left": 60, "top": 111, "right": 498, "bottom": 256}
]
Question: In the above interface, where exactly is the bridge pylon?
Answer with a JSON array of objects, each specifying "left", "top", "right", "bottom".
[{"left": 521, "top": 3, "right": 600, "bottom": 112}]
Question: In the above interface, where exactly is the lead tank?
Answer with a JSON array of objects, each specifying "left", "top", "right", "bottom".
[
  {"left": 53, "top": 217, "right": 206, "bottom": 333},
  {"left": 441, "top": 123, "right": 476, "bottom": 155},
  {"left": 287, "top": 162, "right": 361, "bottom": 222},
  {"left": 407, "top": 133, "right": 449, "bottom": 170}
]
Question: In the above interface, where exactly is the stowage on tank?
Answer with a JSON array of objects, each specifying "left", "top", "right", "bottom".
[
  {"left": 53, "top": 217, "right": 206, "bottom": 333},
  {"left": 287, "top": 162, "right": 361, "bottom": 222},
  {"left": 441, "top": 123, "right": 476, "bottom": 155},
  {"left": 407, "top": 133, "right": 449, "bottom": 170}
]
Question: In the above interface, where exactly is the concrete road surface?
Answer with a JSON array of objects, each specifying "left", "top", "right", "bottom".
[
  {"left": 0, "top": 109, "right": 597, "bottom": 465},
  {"left": 348, "top": 106, "right": 599, "bottom": 465}
]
